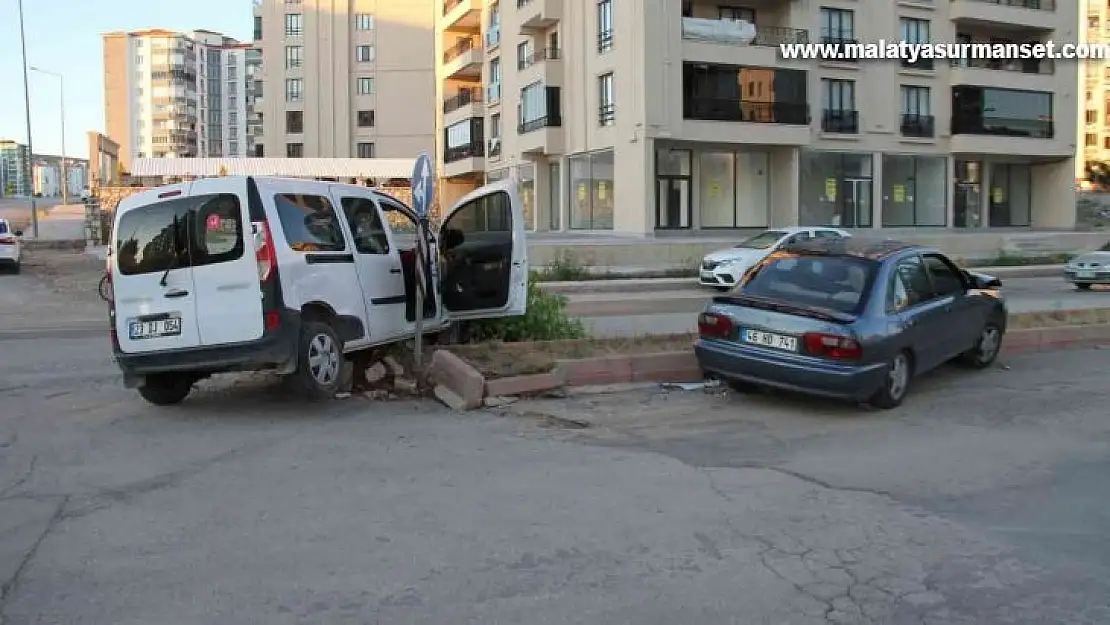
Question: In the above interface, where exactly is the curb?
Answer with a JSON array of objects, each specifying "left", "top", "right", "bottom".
[
  {"left": 439, "top": 323, "right": 1110, "bottom": 404},
  {"left": 539, "top": 264, "right": 1066, "bottom": 294}
]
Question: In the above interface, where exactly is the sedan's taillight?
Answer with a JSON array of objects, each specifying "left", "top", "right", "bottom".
[
  {"left": 698, "top": 312, "right": 734, "bottom": 339},
  {"left": 802, "top": 332, "right": 862, "bottom": 360}
]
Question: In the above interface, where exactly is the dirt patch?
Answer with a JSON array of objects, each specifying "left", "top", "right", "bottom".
[
  {"left": 443, "top": 334, "right": 697, "bottom": 379},
  {"left": 21, "top": 249, "right": 104, "bottom": 300}
]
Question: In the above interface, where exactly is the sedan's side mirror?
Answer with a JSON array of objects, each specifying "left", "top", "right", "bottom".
[
  {"left": 964, "top": 269, "right": 1002, "bottom": 290},
  {"left": 14, "top": 230, "right": 23, "bottom": 237}
]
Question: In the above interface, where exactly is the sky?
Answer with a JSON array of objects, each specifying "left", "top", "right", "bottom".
[{"left": 0, "top": 0, "right": 251, "bottom": 159}]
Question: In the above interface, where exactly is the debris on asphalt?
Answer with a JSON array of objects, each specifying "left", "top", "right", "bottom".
[
  {"left": 659, "top": 381, "right": 710, "bottom": 391},
  {"left": 364, "top": 362, "right": 387, "bottom": 383},
  {"left": 434, "top": 385, "right": 473, "bottom": 411},
  {"left": 334, "top": 392, "right": 352, "bottom": 400},
  {"left": 483, "top": 396, "right": 518, "bottom": 408}
]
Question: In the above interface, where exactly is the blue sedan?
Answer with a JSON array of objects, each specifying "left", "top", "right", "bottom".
[{"left": 694, "top": 238, "right": 1007, "bottom": 409}]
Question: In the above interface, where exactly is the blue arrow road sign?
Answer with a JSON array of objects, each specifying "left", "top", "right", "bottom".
[{"left": 411, "top": 152, "right": 435, "bottom": 219}]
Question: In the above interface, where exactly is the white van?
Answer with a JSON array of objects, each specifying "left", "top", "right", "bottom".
[{"left": 107, "top": 176, "right": 527, "bottom": 405}]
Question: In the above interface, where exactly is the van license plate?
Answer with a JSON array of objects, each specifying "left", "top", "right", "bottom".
[
  {"left": 742, "top": 329, "right": 797, "bottom": 351},
  {"left": 129, "top": 315, "right": 182, "bottom": 340}
]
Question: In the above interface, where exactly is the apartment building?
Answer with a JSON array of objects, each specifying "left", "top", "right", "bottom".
[
  {"left": 435, "top": 0, "right": 1078, "bottom": 235},
  {"left": 0, "top": 140, "right": 31, "bottom": 197},
  {"left": 252, "top": 0, "right": 436, "bottom": 159},
  {"left": 103, "top": 29, "right": 252, "bottom": 169},
  {"left": 32, "top": 156, "right": 89, "bottom": 198},
  {"left": 1080, "top": 0, "right": 1110, "bottom": 179}
]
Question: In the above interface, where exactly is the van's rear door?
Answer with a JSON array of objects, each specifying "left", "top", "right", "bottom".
[
  {"left": 187, "top": 177, "right": 264, "bottom": 346},
  {"left": 112, "top": 184, "right": 202, "bottom": 354}
]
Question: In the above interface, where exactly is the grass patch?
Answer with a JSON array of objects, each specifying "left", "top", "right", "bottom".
[{"left": 444, "top": 333, "right": 697, "bottom": 379}]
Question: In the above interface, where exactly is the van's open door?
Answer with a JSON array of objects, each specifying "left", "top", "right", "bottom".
[{"left": 437, "top": 179, "right": 527, "bottom": 321}]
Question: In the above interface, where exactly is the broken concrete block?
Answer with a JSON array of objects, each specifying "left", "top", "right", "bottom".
[
  {"left": 393, "top": 377, "right": 419, "bottom": 395},
  {"left": 383, "top": 355, "right": 405, "bottom": 377},
  {"left": 364, "top": 389, "right": 390, "bottom": 400},
  {"left": 364, "top": 362, "right": 387, "bottom": 383},
  {"left": 429, "top": 350, "right": 484, "bottom": 410},
  {"left": 434, "top": 384, "right": 475, "bottom": 411},
  {"left": 483, "top": 396, "right": 518, "bottom": 408}
]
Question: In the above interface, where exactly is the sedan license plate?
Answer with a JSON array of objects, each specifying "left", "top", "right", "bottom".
[
  {"left": 742, "top": 329, "right": 797, "bottom": 351},
  {"left": 1077, "top": 271, "right": 1096, "bottom": 280},
  {"left": 128, "top": 315, "right": 182, "bottom": 340}
]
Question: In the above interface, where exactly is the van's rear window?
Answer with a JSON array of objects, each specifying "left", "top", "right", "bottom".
[
  {"left": 0, "top": 222, "right": 8, "bottom": 234},
  {"left": 116, "top": 193, "right": 243, "bottom": 276},
  {"left": 740, "top": 255, "right": 878, "bottom": 315}
]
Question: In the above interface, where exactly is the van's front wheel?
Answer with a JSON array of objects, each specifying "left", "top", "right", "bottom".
[
  {"left": 288, "top": 321, "right": 344, "bottom": 400},
  {"left": 138, "top": 374, "right": 193, "bottom": 405}
]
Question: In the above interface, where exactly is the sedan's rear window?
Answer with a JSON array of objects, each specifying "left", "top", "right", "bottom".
[{"left": 740, "top": 255, "right": 878, "bottom": 315}]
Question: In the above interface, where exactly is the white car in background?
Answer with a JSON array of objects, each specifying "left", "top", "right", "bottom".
[
  {"left": 698, "top": 226, "right": 850, "bottom": 290},
  {"left": 1064, "top": 240, "right": 1110, "bottom": 290},
  {"left": 0, "top": 219, "right": 23, "bottom": 274}
]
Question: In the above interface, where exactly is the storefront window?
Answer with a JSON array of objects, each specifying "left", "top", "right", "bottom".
[
  {"left": 954, "top": 160, "right": 982, "bottom": 228},
  {"left": 656, "top": 148, "right": 692, "bottom": 230},
  {"left": 799, "top": 150, "right": 873, "bottom": 227},
  {"left": 517, "top": 164, "right": 535, "bottom": 231},
  {"left": 549, "top": 162, "right": 561, "bottom": 230},
  {"left": 569, "top": 149, "right": 614, "bottom": 229},
  {"left": 988, "top": 163, "right": 1032, "bottom": 227},
  {"left": 881, "top": 155, "right": 946, "bottom": 227},
  {"left": 694, "top": 151, "right": 770, "bottom": 228}
]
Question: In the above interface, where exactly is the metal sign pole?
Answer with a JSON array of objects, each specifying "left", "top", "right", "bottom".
[{"left": 410, "top": 152, "right": 434, "bottom": 372}]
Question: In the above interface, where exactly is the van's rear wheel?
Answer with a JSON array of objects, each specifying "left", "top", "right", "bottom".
[
  {"left": 289, "top": 321, "right": 344, "bottom": 400},
  {"left": 138, "top": 374, "right": 193, "bottom": 405}
]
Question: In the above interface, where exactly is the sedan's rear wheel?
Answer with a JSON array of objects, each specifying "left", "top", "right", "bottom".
[{"left": 869, "top": 351, "right": 912, "bottom": 410}]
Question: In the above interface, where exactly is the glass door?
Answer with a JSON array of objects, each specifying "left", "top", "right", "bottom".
[
  {"left": 656, "top": 178, "right": 691, "bottom": 229},
  {"left": 840, "top": 178, "right": 871, "bottom": 227}
]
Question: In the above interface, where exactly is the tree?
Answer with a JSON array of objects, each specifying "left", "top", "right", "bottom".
[{"left": 1085, "top": 161, "right": 1110, "bottom": 190}]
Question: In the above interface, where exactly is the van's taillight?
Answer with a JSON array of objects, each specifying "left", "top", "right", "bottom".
[
  {"left": 0, "top": 236, "right": 14, "bottom": 245},
  {"left": 264, "top": 310, "right": 281, "bottom": 330},
  {"left": 698, "top": 312, "right": 734, "bottom": 339},
  {"left": 802, "top": 333, "right": 862, "bottom": 360},
  {"left": 254, "top": 221, "right": 276, "bottom": 283}
]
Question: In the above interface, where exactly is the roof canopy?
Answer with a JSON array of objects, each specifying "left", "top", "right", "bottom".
[{"left": 129, "top": 157, "right": 417, "bottom": 179}]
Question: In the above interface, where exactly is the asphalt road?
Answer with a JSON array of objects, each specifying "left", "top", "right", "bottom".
[
  {"left": 3, "top": 332, "right": 1110, "bottom": 623},
  {"left": 570, "top": 276, "right": 1110, "bottom": 337}
]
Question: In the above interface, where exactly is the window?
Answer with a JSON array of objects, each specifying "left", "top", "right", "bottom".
[
  {"left": 115, "top": 194, "right": 243, "bottom": 276},
  {"left": 273, "top": 194, "right": 346, "bottom": 252},
  {"left": 882, "top": 155, "right": 947, "bottom": 227},
  {"left": 1087, "top": 133, "right": 1098, "bottom": 147},
  {"left": 357, "top": 110, "right": 375, "bottom": 127},
  {"left": 286, "top": 45, "right": 303, "bottom": 69},
  {"left": 520, "top": 81, "right": 547, "bottom": 127},
  {"left": 229, "top": 141, "right": 239, "bottom": 155},
  {"left": 900, "top": 85, "right": 933, "bottom": 137},
  {"left": 820, "top": 7, "right": 854, "bottom": 43},
  {"left": 356, "top": 45, "right": 375, "bottom": 62},
  {"left": 743, "top": 255, "right": 876, "bottom": 316},
  {"left": 357, "top": 142, "right": 375, "bottom": 158},
  {"left": 1104, "top": 136, "right": 1110, "bottom": 149},
  {"left": 598, "top": 72, "right": 615, "bottom": 126},
  {"left": 340, "top": 197, "right": 389, "bottom": 254},
  {"left": 287, "top": 110, "right": 303, "bottom": 133},
  {"left": 356, "top": 77, "right": 375, "bottom": 95},
  {"left": 888, "top": 256, "right": 932, "bottom": 311},
  {"left": 1087, "top": 110, "right": 1098, "bottom": 124},
  {"left": 355, "top": 13, "right": 374, "bottom": 30},
  {"left": 569, "top": 148, "right": 615, "bottom": 230},
  {"left": 597, "top": 0, "right": 613, "bottom": 52},
  {"left": 899, "top": 18, "right": 932, "bottom": 69},
  {"left": 799, "top": 150, "right": 873, "bottom": 227},
  {"left": 285, "top": 14, "right": 303, "bottom": 37},
  {"left": 719, "top": 7, "right": 755, "bottom": 22},
  {"left": 253, "top": 16, "right": 262, "bottom": 40},
  {"left": 286, "top": 142, "right": 304, "bottom": 157},
  {"left": 488, "top": 58, "right": 502, "bottom": 100},
  {"left": 517, "top": 41, "right": 530, "bottom": 69},
  {"left": 136, "top": 55, "right": 144, "bottom": 65},
  {"left": 285, "top": 78, "right": 303, "bottom": 102},
  {"left": 376, "top": 195, "right": 417, "bottom": 249},
  {"left": 923, "top": 254, "right": 965, "bottom": 297},
  {"left": 822, "top": 79, "right": 857, "bottom": 132},
  {"left": 952, "top": 86, "right": 1053, "bottom": 138}
]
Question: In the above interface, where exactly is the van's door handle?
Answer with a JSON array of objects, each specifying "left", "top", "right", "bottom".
[
  {"left": 389, "top": 267, "right": 402, "bottom": 274},
  {"left": 164, "top": 289, "right": 189, "bottom": 299}
]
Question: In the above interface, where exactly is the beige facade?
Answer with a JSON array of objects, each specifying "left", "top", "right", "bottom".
[
  {"left": 1080, "top": 0, "right": 1110, "bottom": 179},
  {"left": 252, "top": 0, "right": 437, "bottom": 160},
  {"left": 436, "top": 0, "right": 1078, "bottom": 235}
]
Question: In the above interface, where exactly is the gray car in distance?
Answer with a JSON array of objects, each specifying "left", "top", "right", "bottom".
[
  {"left": 1064, "top": 240, "right": 1110, "bottom": 290},
  {"left": 695, "top": 238, "right": 1007, "bottom": 409}
]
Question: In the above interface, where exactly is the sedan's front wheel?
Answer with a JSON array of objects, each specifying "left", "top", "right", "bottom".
[
  {"left": 960, "top": 322, "right": 1003, "bottom": 369},
  {"left": 869, "top": 350, "right": 913, "bottom": 410}
]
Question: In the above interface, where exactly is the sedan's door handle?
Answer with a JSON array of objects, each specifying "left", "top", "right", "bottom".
[
  {"left": 389, "top": 267, "right": 402, "bottom": 274},
  {"left": 164, "top": 289, "right": 189, "bottom": 299}
]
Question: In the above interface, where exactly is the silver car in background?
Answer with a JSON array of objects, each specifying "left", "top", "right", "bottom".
[{"left": 1064, "top": 241, "right": 1110, "bottom": 290}]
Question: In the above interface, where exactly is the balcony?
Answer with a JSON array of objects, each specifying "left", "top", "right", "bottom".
[
  {"left": 681, "top": 17, "right": 808, "bottom": 67},
  {"left": 443, "top": 0, "right": 481, "bottom": 30},
  {"left": 486, "top": 82, "right": 502, "bottom": 104},
  {"left": 518, "top": 47, "right": 563, "bottom": 87},
  {"left": 442, "top": 38, "right": 482, "bottom": 78},
  {"left": 443, "top": 139, "right": 485, "bottom": 177},
  {"left": 950, "top": 0, "right": 1057, "bottom": 30},
  {"left": 517, "top": 86, "right": 563, "bottom": 154},
  {"left": 822, "top": 109, "right": 859, "bottom": 134},
  {"left": 900, "top": 114, "right": 935, "bottom": 138},
  {"left": 443, "top": 87, "right": 484, "bottom": 126},
  {"left": 950, "top": 56, "right": 1057, "bottom": 91},
  {"left": 517, "top": 47, "right": 560, "bottom": 70},
  {"left": 485, "top": 26, "right": 501, "bottom": 48},
  {"left": 950, "top": 114, "right": 1070, "bottom": 156},
  {"left": 682, "top": 97, "right": 811, "bottom": 145},
  {"left": 517, "top": 0, "right": 561, "bottom": 33}
]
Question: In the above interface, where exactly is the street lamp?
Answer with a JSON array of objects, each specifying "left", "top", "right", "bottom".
[
  {"left": 30, "top": 66, "right": 68, "bottom": 206},
  {"left": 17, "top": 0, "right": 38, "bottom": 238}
]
